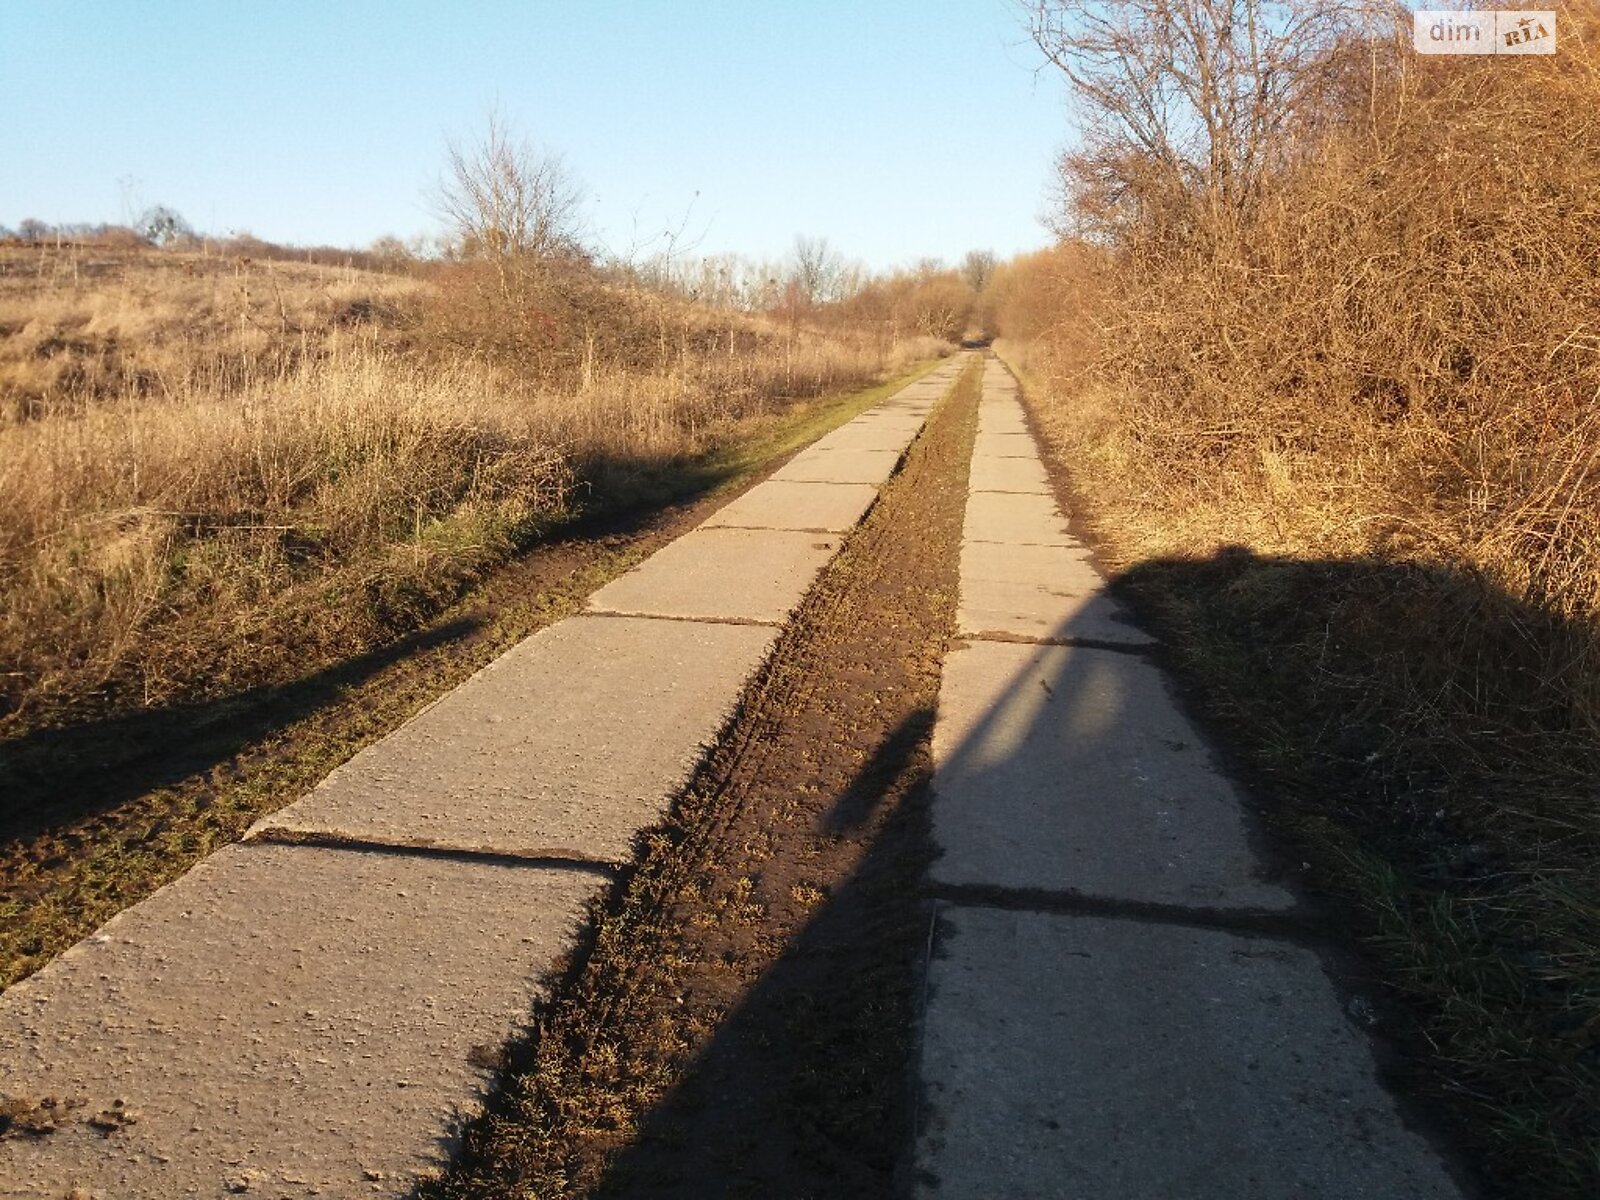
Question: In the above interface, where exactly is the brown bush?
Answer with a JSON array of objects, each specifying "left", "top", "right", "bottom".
[{"left": 1005, "top": 3, "right": 1600, "bottom": 1192}]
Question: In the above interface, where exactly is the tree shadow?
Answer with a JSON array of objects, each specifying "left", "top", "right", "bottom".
[
  {"left": 554, "top": 544, "right": 1586, "bottom": 1198},
  {"left": 0, "top": 616, "right": 483, "bottom": 850},
  {"left": 0, "top": 435, "right": 799, "bottom": 858},
  {"left": 574, "top": 706, "right": 941, "bottom": 1200}
]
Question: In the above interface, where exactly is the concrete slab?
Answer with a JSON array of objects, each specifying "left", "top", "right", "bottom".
[
  {"left": 967, "top": 453, "right": 1053, "bottom": 495},
  {"left": 588, "top": 526, "right": 840, "bottom": 623},
  {"left": 930, "top": 640, "right": 1289, "bottom": 907},
  {"left": 703, "top": 479, "right": 878, "bottom": 533},
  {"left": 916, "top": 907, "right": 1463, "bottom": 1200},
  {"left": 958, "top": 541, "right": 1151, "bottom": 644},
  {"left": 962, "top": 539, "right": 1097, "bottom": 585},
  {"left": 971, "top": 431, "right": 1036, "bottom": 458},
  {"left": 962, "top": 492, "right": 1075, "bottom": 547},
  {"left": 809, "top": 421, "right": 924, "bottom": 454},
  {"left": 0, "top": 843, "right": 597, "bottom": 1199},
  {"left": 262, "top": 615, "right": 776, "bottom": 860},
  {"left": 770, "top": 447, "right": 905, "bottom": 487},
  {"left": 972, "top": 409, "right": 1036, "bottom": 438},
  {"left": 960, "top": 578, "right": 1154, "bottom": 645}
]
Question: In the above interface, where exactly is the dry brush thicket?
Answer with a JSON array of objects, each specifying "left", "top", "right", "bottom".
[
  {"left": 1002, "top": 3, "right": 1600, "bottom": 1192},
  {"left": 0, "top": 245, "right": 943, "bottom": 735}
]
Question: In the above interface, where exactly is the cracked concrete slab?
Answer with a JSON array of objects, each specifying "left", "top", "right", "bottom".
[
  {"left": 769, "top": 447, "right": 905, "bottom": 486},
  {"left": 930, "top": 640, "right": 1290, "bottom": 908},
  {"left": 868, "top": 410, "right": 932, "bottom": 426},
  {"left": 962, "top": 491, "right": 1075, "bottom": 547},
  {"left": 962, "top": 539, "right": 1097, "bottom": 583},
  {"left": 958, "top": 541, "right": 1152, "bottom": 644},
  {"left": 916, "top": 907, "right": 1463, "bottom": 1200},
  {"left": 0, "top": 843, "right": 598, "bottom": 1200},
  {"left": 261, "top": 615, "right": 776, "bottom": 860},
  {"left": 959, "top": 579, "right": 1154, "bottom": 644},
  {"left": 967, "top": 453, "right": 1053, "bottom": 495},
  {"left": 876, "top": 413, "right": 932, "bottom": 428},
  {"left": 588, "top": 526, "right": 841, "bottom": 622},
  {"left": 703, "top": 479, "right": 878, "bottom": 533}
]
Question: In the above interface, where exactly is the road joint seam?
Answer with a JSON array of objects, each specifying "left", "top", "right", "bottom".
[
  {"left": 579, "top": 610, "right": 782, "bottom": 628},
  {"left": 925, "top": 882, "right": 1322, "bottom": 944},
  {"left": 704, "top": 523, "right": 854, "bottom": 534},
  {"left": 243, "top": 827, "right": 623, "bottom": 876},
  {"left": 959, "top": 630, "right": 1156, "bottom": 654}
]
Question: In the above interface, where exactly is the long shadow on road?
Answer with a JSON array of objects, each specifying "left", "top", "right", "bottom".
[
  {"left": 471, "top": 545, "right": 1576, "bottom": 1199},
  {"left": 0, "top": 616, "right": 484, "bottom": 852}
]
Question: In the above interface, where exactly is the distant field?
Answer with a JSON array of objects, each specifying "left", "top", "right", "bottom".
[{"left": 0, "top": 246, "right": 939, "bottom": 738}]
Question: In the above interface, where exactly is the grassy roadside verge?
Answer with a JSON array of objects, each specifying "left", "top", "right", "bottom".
[
  {"left": 0, "top": 358, "right": 945, "bottom": 992},
  {"left": 998, "top": 347, "right": 1598, "bottom": 1199}
]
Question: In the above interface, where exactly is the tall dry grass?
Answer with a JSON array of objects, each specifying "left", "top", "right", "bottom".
[
  {"left": 1006, "top": 5, "right": 1600, "bottom": 1193},
  {"left": 0, "top": 247, "right": 417, "bottom": 420},
  {"left": 0, "top": 248, "right": 941, "bottom": 733}
]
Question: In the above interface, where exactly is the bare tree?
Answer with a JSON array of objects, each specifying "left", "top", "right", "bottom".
[
  {"left": 961, "top": 249, "right": 998, "bottom": 293},
  {"left": 1024, "top": 1, "right": 1374, "bottom": 243},
  {"left": 435, "top": 112, "right": 585, "bottom": 297},
  {"left": 791, "top": 235, "right": 845, "bottom": 306}
]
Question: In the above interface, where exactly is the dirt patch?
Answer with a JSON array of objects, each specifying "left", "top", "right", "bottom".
[
  {"left": 0, "top": 366, "right": 940, "bottom": 992},
  {"left": 427, "top": 361, "right": 980, "bottom": 1198}
]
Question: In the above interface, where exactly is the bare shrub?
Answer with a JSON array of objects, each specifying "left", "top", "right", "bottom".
[
  {"left": 1025, "top": 0, "right": 1374, "bottom": 244},
  {"left": 434, "top": 113, "right": 585, "bottom": 295},
  {"left": 1009, "top": 3, "right": 1600, "bottom": 1191}
]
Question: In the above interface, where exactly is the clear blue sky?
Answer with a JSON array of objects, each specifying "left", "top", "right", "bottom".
[{"left": 0, "top": 1, "right": 1069, "bottom": 271}]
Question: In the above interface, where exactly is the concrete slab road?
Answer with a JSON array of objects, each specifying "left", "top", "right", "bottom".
[
  {"left": 259, "top": 614, "right": 777, "bottom": 862},
  {"left": 916, "top": 908, "right": 1466, "bottom": 1200},
  {"left": 917, "top": 355, "right": 1466, "bottom": 1200},
  {"left": 0, "top": 844, "right": 597, "bottom": 1199},
  {"left": 0, "top": 357, "right": 966, "bottom": 1198}
]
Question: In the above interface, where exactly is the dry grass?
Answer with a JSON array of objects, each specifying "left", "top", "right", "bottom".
[
  {"left": 1003, "top": 6, "right": 1600, "bottom": 1194},
  {"left": 0, "top": 246, "right": 417, "bottom": 420},
  {"left": 0, "top": 246, "right": 943, "bottom": 735}
]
